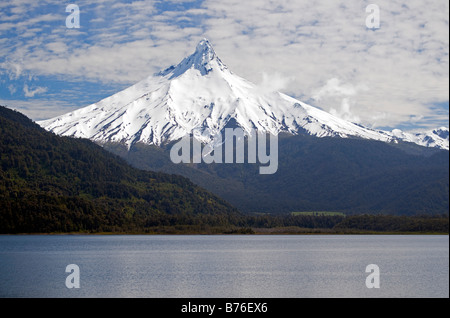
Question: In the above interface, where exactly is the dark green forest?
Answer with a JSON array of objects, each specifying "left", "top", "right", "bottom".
[
  {"left": 0, "top": 106, "right": 448, "bottom": 234},
  {"left": 0, "top": 106, "right": 239, "bottom": 233},
  {"left": 107, "top": 132, "right": 449, "bottom": 216}
]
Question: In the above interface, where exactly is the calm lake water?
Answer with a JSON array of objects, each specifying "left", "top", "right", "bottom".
[{"left": 0, "top": 235, "right": 448, "bottom": 298}]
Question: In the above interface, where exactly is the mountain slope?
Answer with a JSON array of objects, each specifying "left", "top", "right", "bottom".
[
  {"left": 37, "top": 39, "right": 448, "bottom": 150},
  {"left": 0, "top": 106, "right": 239, "bottom": 233},
  {"left": 392, "top": 127, "right": 449, "bottom": 150},
  {"left": 105, "top": 136, "right": 449, "bottom": 216}
]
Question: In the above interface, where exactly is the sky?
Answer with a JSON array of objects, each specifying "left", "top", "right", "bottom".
[{"left": 0, "top": 0, "right": 448, "bottom": 132}]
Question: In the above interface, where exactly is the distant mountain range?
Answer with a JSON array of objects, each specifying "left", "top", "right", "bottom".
[{"left": 38, "top": 39, "right": 449, "bottom": 151}]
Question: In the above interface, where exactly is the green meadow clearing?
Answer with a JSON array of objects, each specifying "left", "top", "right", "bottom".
[{"left": 291, "top": 212, "right": 346, "bottom": 217}]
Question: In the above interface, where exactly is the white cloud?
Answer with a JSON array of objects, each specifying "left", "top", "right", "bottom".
[
  {"left": 330, "top": 98, "right": 361, "bottom": 124},
  {"left": 8, "top": 84, "right": 16, "bottom": 94},
  {"left": 23, "top": 84, "right": 48, "bottom": 97},
  {"left": 0, "top": 99, "right": 80, "bottom": 121},
  {"left": 312, "top": 78, "right": 368, "bottom": 125},
  {"left": 46, "top": 42, "right": 68, "bottom": 54},
  {"left": 312, "top": 78, "right": 368, "bottom": 100},
  {"left": 258, "top": 72, "right": 295, "bottom": 94},
  {"left": 199, "top": 0, "right": 449, "bottom": 129}
]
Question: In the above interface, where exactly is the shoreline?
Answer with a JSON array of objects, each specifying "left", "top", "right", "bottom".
[{"left": 2, "top": 228, "right": 448, "bottom": 236}]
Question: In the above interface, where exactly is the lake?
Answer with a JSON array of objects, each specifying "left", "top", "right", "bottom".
[{"left": 0, "top": 235, "right": 448, "bottom": 298}]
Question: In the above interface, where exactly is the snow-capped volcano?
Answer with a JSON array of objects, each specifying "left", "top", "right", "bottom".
[{"left": 38, "top": 39, "right": 449, "bottom": 150}]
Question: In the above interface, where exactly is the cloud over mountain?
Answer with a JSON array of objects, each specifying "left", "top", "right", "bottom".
[{"left": 0, "top": 0, "right": 448, "bottom": 130}]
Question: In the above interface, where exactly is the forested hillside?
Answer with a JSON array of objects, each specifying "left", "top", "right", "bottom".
[
  {"left": 0, "top": 106, "right": 239, "bottom": 233},
  {"left": 107, "top": 133, "right": 449, "bottom": 216},
  {"left": 1, "top": 106, "right": 447, "bottom": 234}
]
